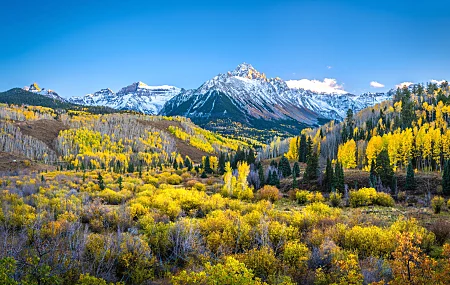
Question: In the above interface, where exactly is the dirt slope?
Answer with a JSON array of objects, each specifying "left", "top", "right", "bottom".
[
  {"left": 15, "top": 119, "right": 67, "bottom": 151},
  {"left": 138, "top": 120, "right": 210, "bottom": 163}
]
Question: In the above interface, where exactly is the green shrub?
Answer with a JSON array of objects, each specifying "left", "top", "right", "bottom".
[{"left": 373, "top": 192, "right": 395, "bottom": 207}]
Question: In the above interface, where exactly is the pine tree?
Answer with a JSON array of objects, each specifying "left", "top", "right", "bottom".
[
  {"left": 323, "top": 158, "right": 334, "bottom": 192},
  {"left": 258, "top": 163, "right": 265, "bottom": 188},
  {"left": 306, "top": 137, "right": 313, "bottom": 160},
  {"left": 293, "top": 162, "right": 300, "bottom": 178},
  {"left": 298, "top": 134, "right": 307, "bottom": 163},
  {"left": 204, "top": 156, "right": 213, "bottom": 174},
  {"left": 97, "top": 173, "right": 105, "bottom": 190},
  {"left": 293, "top": 174, "right": 298, "bottom": 189},
  {"left": 247, "top": 149, "right": 256, "bottom": 165},
  {"left": 117, "top": 176, "right": 123, "bottom": 191},
  {"left": 218, "top": 153, "right": 226, "bottom": 175},
  {"left": 279, "top": 155, "right": 291, "bottom": 177},
  {"left": 272, "top": 170, "right": 280, "bottom": 187},
  {"left": 334, "top": 162, "right": 345, "bottom": 193},
  {"left": 376, "top": 149, "right": 395, "bottom": 191},
  {"left": 41, "top": 174, "right": 45, "bottom": 183},
  {"left": 173, "top": 159, "right": 178, "bottom": 170},
  {"left": 267, "top": 170, "right": 273, "bottom": 185},
  {"left": 303, "top": 152, "right": 319, "bottom": 182},
  {"left": 443, "top": 160, "right": 450, "bottom": 195},
  {"left": 405, "top": 160, "right": 416, "bottom": 191}
]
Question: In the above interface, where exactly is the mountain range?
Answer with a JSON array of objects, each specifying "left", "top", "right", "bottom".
[{"left": 19, "top": 63, "right": 397, "bottom": 136}]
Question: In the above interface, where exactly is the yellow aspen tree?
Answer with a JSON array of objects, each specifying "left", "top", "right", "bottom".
[{"left": 338, "top": 139, "right": 357, "bottom": 169}]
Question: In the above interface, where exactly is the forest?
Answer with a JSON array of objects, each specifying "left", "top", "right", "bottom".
[{"left": 0, "top": 81, "right": 450, "bottom": 285}]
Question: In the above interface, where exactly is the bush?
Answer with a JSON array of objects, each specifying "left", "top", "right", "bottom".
[
  {"left": 373, "top": 192, "right": 395, "bottom": 207},
  {"left": 193, "top": 182, "right": 206, "bottom": 192},
  {"left": 296, "top": 190, "right": 310, "bottom": 205},
  {"left": 257, "top": 185, "right": 281, "bottom": 202},
  {"left": 296, "top": 190, "right": 324, "bottom": 205},
  {"left": 349, "top": 188, "right": 394, "bottom": 208},
  {"left": 428, "top": 219, "right": 450, "bottom": 246},
  {"left": 431, "top": 196, "right": 445, "bottom": 214},
  {"left": 167, "top": 174, "right": 182, "bottom": 185},
  {"left": 329, "top": 192, "right": 342, "bottom": 207}
]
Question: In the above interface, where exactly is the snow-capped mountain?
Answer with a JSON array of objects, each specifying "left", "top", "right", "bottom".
[
  {"left": 70, "top": 82, "right": 181, "bottom": 114},
  {"left": 160, "top": 63, "right": 392, "bottom": 127},
  {"left": 23, "top": 83, "right": 66, "bottom": 102}
]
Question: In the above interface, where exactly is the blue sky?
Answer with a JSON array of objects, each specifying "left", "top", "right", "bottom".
[{"left": 1, "top": 0, "right": 449, "bottom": 98}]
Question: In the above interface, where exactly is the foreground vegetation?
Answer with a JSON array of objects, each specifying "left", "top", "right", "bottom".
[{"left": 1, "top": 83, "right": 450, "bottom": 284}]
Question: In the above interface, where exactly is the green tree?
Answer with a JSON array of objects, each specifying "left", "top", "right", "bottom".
[
  {"left": 303, "top": 152, "right": 319, "bottom": 182},
  {"left": 334, "top": 162, "right": 345, "bottom": 193},
  {"left": 298, "top": 134, "right": 307, "bottom": 163},
  {"left": 204, "top": 156, "right": 213, "bottom": 174},
  {"left": 369, "top": 159, "right": 377, "bottom": 188},
  {"left": 247, "top": 149, "right": 256, "bottom": 165},
  {"left": 443, "top": 160, "right": 450, "bottom": 195},
  {"left": 258, "top": 163, "right": 265, "bottom": 188},
  {"left": 97, "top": 172, "right": 105, "bottom": 190},
  {"left": 405, "top": 160, "right": 416, "bottom": 191},
  {"left": 218, "top": 153, "right": 226, "bottom": 175},
  {"left": 323, "top": 158, "right": 334, "bottom": 192},
  {"left": 117, "top": 176, "right": 123, "bottom": 191},
  {"left": 376, "top": 149, "right": 395, "bottom": 191},
  {"left": 279, "top": 155, "right": 292, "bottom": 177},
  {"left": 293, "top": 162, "right": 300, "bottom": 178}
]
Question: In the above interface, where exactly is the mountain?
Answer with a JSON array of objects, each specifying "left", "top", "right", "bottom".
[
  {"left": 0, "top": 88, "right": 117, "bottom": 114},
  {"left": 159, "top": 63, "right": 392, "bottom": 135},
  {"left": 23, "top": 83, "right": 66, "bottom": 102},
  {"left": 70, "top": 82, "right": 181, "bottom": 114}
]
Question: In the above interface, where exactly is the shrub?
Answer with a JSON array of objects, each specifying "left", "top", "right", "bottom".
[
  {"left": 349, "top": 188, "right": 394, "bottom": 208},
  {"left": 167, "top": 174, "right": 182, "bottom": 185},
  {"left": 373, "top": 192, "right": 395, "bottom": 207},
  {"left": 329, "top": 192, "right": 342, "bottom": 207},
  {"left": 431, "top": 196, "right": 445, "bottom": 214},
  {"left": 296, "top": 190, "right": 324, "bottom": 205},
  {"left": 257, "top": 185, "right": 281, "bottom": 202},
  {"left": 193, "top": 182, "right": 206, "bottom": 192},
  {"left": 428, "top": 219, "right": 450, "bottom": 246},
  {"left": 296, "top": 190, "right": 310, "bottom": 205}
]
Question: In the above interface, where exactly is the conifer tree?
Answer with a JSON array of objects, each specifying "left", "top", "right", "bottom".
[
  {"left": 279, "top": 155, "right": 291, "bottom": 177},
  {"left": 323, "top": 158, "right": 334, "bottom": 192},
  {"left": 218, "top": 153, "right": 226, "bottom": 175},
  {"left": 306, "top": 137, "right": 313, "bottom": 161},
  {"left": 97, "top": 172, "right": 105, "bottom": 190},
  {"left": 293, "top": 174, "right": 298, "bottom": 189},
  {"left": 272, "top": 170, "right": 280, "bottom": 187},
  {"left": 293, "top": 162, "right": 300, "bottom": 178},
  {"left": 334, "top": 162, "right": 345, "bottom": 193},
  {"left": 258, "top": 163, "right": 265, "bottom": 188},
  {"left": 304, "top": 152, "right": 319, "bottom": 182},
  {"left": 247, "top": 149, "right": 256, "bottom": 165},
  {"left": 298, "top": 134, "right": 307, "bottom": 163},
  {"left": 443, "top": 160, "right": 450, "bottom": 195},
  {"left": 117, "top": 176, "right": 123, "bottom": 191},
  {"left": 405, "top": 160, "right": 416, "bottom": 191},
  {"left": 376, "top": 149, "right": 395, "bottom": 191},
  {"left": 204, "top": 156, "right": 213, "bottom": 174}
]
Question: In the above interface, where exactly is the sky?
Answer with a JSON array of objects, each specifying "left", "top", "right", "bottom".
[{"left": 1, "top": 0, "right": 450, "bottom": 98}]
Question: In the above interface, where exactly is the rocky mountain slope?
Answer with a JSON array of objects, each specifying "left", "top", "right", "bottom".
[{"left": 69, "top": 82, "right": 180, "bottom": 114}]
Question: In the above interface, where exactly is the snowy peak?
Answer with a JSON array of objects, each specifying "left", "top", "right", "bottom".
[
  {"left": 230, "top": 63, "right": 267, "bottom": 80},
  {"left": 69, "top": 82, "right": 181, "bottom": 115},
  {"left": 23, "top": 83, "right": 66, "bottom": 102}
]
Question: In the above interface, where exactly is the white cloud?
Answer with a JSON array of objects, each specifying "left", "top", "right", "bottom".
[
  {"left": 286, "top": 78, "right": 347, "bottom": 94},
  {"left": 370, "top": 81, "right": 385, "bottom": 88},
  {"left": 430, "top": 79, "right": 445, "bottom": 85},
  {"left": 395, "top": 82, "right": 414, "bottom": 89},
  {"left": 327, "top": 66, "right": 332, "bottom": 69}
]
